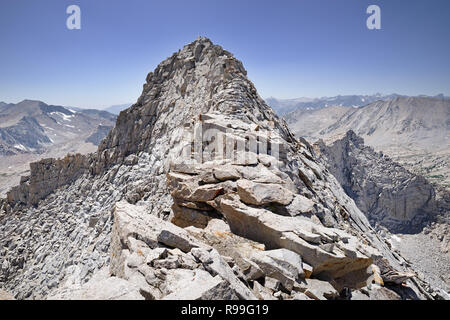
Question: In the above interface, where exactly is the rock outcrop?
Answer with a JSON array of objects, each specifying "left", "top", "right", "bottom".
[
  {"left": 47, "top": 268, "right": 144, "bottom": 300},
  {"left": 0, "top": 37, "right": 439, "bottom": 300},
  {"left": 7, "top": 154, "right": 91, "bottom": 207},
  {"left": 315, "top": 130, "right": 437, "bottom": 233},
  {"left": 282, "top": 96, "right": 450, "bottom": 199}
]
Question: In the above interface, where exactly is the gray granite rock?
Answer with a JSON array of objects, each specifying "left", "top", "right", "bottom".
[
  {"left": 316, "top": 131, "right": 437, "bottom": 233},
  {"left": 0, "top": 37, "right": 437, "bottom": 300}
]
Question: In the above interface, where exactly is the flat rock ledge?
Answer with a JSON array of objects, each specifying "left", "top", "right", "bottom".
[{"left": 49, "top": 199, "right": 389, "bottom": 300}]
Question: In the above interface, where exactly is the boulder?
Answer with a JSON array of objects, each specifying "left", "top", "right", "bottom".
[
  {"left": 167, "top": 172, "right": 228, "bottom": 203},
  {"left": 217, "top": 194, "right": 375, "bottom": 280},
  {"left": 213, "top": 165, "right": 241, "bottom": 181},
  {"left": 286, "top": 195, "right": 315, "bottom": 216},
  {"left": 367, "top": 284, "right": 402, "bottom": 300},
  {"left": 253, "top": 281, "right": 276, "bottom": 300},
  {"left": 263, "top": 249, "right": 304, "bottom": 279},
  {"left": 184, "top": 223, "right": 266, "bottom": 282},
  {"left": 235, "top": 164, "right": 284, "bottom": 184},
  {"left": 109, "top": 201, "right": 208, "bottom": 299},
  {"left": 190, "top": 248, "right": 257, "bottom": 300},
  {"left": 171, "top": 203, "right": 218, "bottom": 229},
  {"left": 250, "top": 249, "right": 304, "bottom": 291},
  {"left": 111, "top": 201, "right": 203, "bottom": 264},
  {"left": 264, "top": 277, "right": 281, "bottom": 292},
  {"left": 350, "top": 290, "right": 370, "bottom": 300},
  {"left": 295, "top": 278, "right": 340, "bottom": 300},
  {"left": 47, "top": 269, "right": 144, "bottom": 300},
  {"left": 161, "top": 269, "right": 238, "bottom": 300},
  {"left": 241, "top": 258, "right": 265, "bottom": 281},
  {"left": 237, "top": 179, "right": 294, "bottom": 206},
  {"left": 292, "top": 292, "right": 313, "bottom": 300}
]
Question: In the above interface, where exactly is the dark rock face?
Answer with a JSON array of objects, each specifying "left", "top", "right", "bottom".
[{"left": 316, "top": 130, "right": 437, "bottom": 233}]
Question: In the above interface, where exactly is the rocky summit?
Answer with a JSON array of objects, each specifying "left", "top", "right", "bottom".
[{"left": 0, "top": 37, "right": 442, "bottom": 300}]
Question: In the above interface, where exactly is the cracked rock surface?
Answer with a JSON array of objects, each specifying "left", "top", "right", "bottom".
[{"left": 0, "top": 37, "right": 440, "bottom": 300}]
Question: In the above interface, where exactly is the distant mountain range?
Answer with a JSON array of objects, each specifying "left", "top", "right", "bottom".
[
  {"left": 318, "top": 96, "right": 450, "bottom": 149},
  {"left": 266, "top": 93, "right": 449, "bottom": 116},
  {"left": 0, "top": 102, "right": 8, "bottom": 112},
  {"left": 284, "top": 95, "right": 450, "bottom": 194},
  {"left": 283, "top": 95, "right": 450, "bottom": 146},
  {"left": 0, "top": 100, "right": 117, "bottom": 155},
  {"left": 103, "top": 103, "right": 132, "bottom": 115},
  {"left": 284, "top": 106, "right": 353, "bottom": 141}
]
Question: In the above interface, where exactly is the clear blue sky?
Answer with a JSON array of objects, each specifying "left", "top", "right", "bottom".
[{"left": 1, "top": 0, "right": 449, "bottom": 109}]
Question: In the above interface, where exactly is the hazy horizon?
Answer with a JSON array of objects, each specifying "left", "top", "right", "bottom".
[
  {"left": 1, "top": 0, "right": 450, "bottom": 108},
  {"left": 2, "top": 91, "right": 450, "bottom": 111}
]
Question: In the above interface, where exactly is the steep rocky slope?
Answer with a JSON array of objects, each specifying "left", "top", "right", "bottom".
[
  {"left": 392, "top": 222, "right": 450, "bottom": 293},
  {"left": 315, "top": 131, "right": 437, "bottom": 233},
  {"left": 0, "top": 38, "right": 441, "bottom": 300},
  {"left": 315, "top": 132, "right": 449, "bottom": 294},
  {"left": 284, "top": 97, "right": 450, "bottom": 197}
]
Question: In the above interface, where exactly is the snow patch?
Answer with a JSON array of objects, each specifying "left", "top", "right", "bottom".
[
  {"left": 14, "top": 144, "right": 28, "bottom": 151},
  {"left": 50, "top": 112, "right": 75, "bottom": 121}
]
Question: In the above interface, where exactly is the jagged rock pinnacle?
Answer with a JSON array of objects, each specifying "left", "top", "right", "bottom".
[
  {"left": 6, "top": 37, "right": 294, "bottom": 208},
  {"left": 316, "top": 131, "right": 436, "bottom": 233},
  {"left": 96, "top": 37, "right": 292, "bottom": 168}
]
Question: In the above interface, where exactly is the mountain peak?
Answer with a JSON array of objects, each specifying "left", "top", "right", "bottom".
[
  {"left": 17, "top": 99, "right": 47, "bottom": 106},
  {"left": 2, "top": 39, "right": 436, "bottom": 301},
  {"left": 142, "top": 37, "right": 246, "bottom": 88},
  {"left": 98, "top": 38, "right": 285, "bottom": 162}
]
